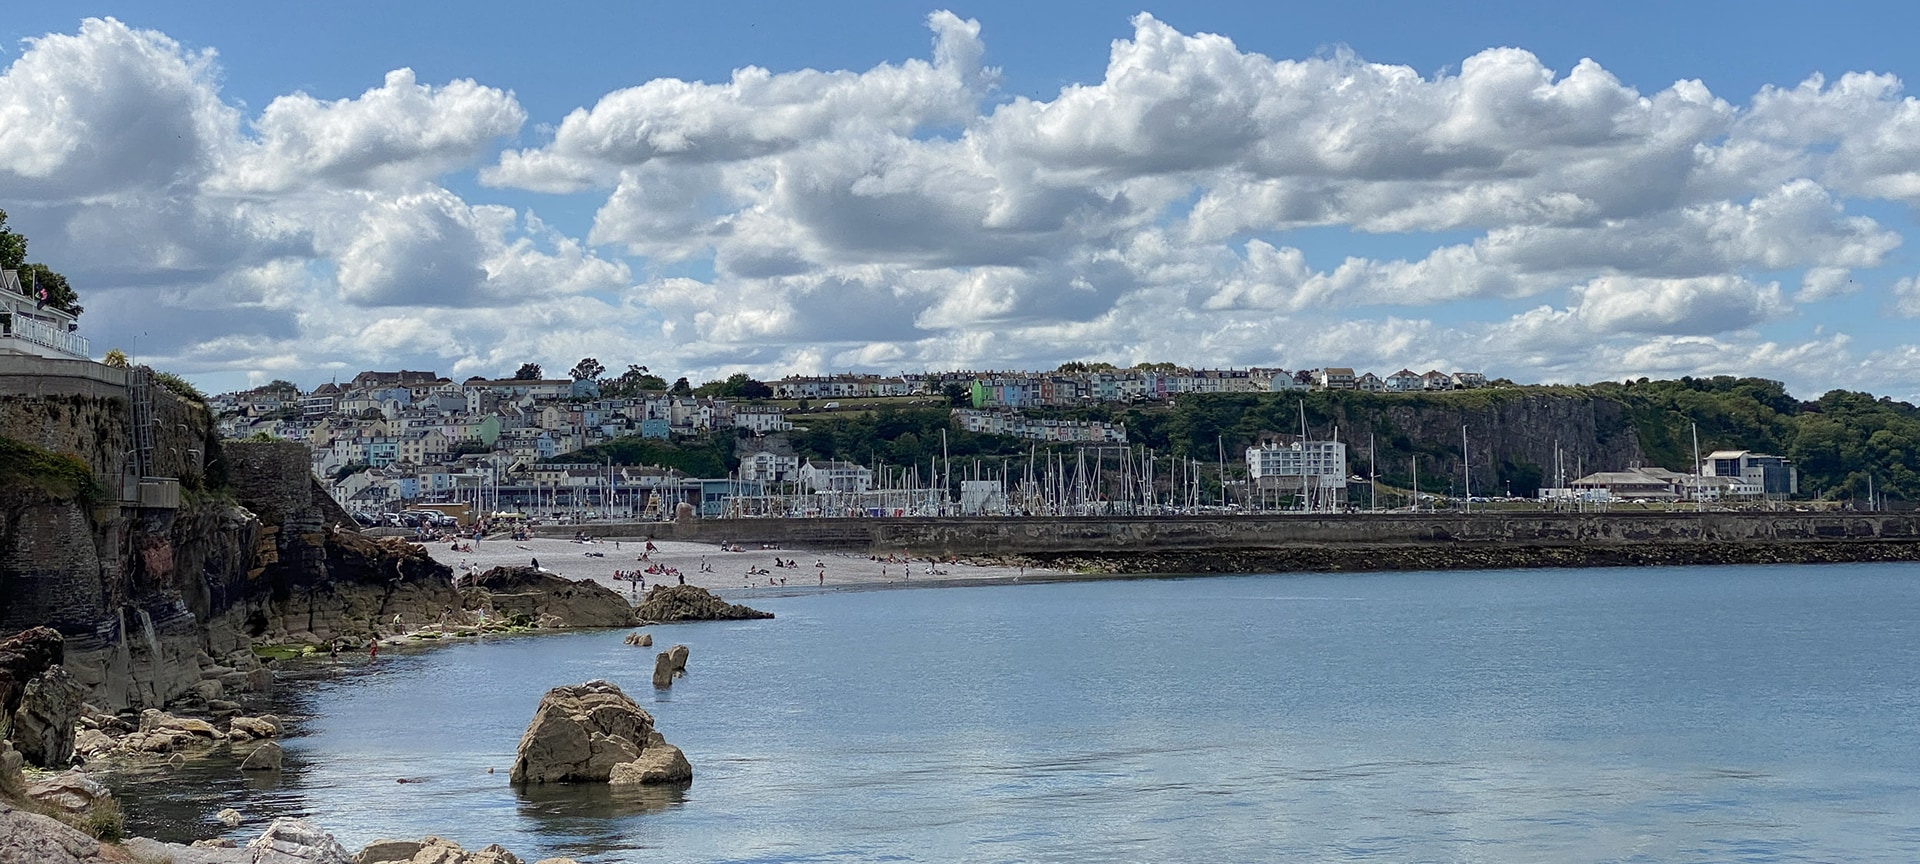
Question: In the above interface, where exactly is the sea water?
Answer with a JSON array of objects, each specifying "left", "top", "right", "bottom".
[{"left": 110, "top": 564, "right": 1920, "bottom": 862}]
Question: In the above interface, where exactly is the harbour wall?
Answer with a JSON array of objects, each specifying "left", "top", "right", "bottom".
[{"left": 549, "top": 512, "right": 1920, "bottom": 573}]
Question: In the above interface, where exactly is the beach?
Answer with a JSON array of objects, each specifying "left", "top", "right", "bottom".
[{"left": 421, "top": 534, "right": 1048, "bottom": 597}]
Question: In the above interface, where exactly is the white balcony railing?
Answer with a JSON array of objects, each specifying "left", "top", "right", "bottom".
[{"left": 1, "top": 313, "right": 90, "bottom": 358}]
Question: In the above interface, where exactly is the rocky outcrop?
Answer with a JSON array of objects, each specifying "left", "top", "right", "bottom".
[
  {"left": 0, "top": 803, "right": 103, "bottom": 864},
  {"left": 651, "top": 651, "right": 677, "bottom": 689},
  {"left": 622, "top": 631, "right": 652, "bottom": 647},
  {"left": 509, "top": 680, "right": 689, "bottom": 785},
  {"left": 11, "top": 664, "right": 84, "bottom": 767},
  {"left": 0, "top": 627, "right": 64, "bottom": 713},
  {"left": 354, "top": 835, "right": 582, "bottom": 864},
  {"left": 471, "top": 567, "right": 635, "bottom": 629},
  {"left": 633, "top": 585, "right": 772, "bottom": 622},
  {"left": 610, "top": 731, "right": 691, "bottom": 784},
  {"left": 23, "top": 769, "right": 112, "bottom": 814}
]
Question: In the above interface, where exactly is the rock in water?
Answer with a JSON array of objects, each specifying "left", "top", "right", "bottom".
[
  {"left": 511, "top": 680, "right": 652, "bottom": 784},
  {"left": 609, "top": 739, "right": 692, "bottom": 784},
  {"left": 12, "top": 666, "right": 85, "bottom": 768},
  {"left": 247, "top": 817, "right": 351, "bottom": 863},
  {"left": 240, "top": 741, "right": 283, "bottom": 772},
  {"left": 633, "top": 585, "right": 772, "bottom": 622},
  {"left": 471, "top": 567, "right": 636, "bottom": 628},
  {"left": 622, "top": 631, "right": 652, "bottom": 647},
  {"left": 218, "top": 807, "right": 243, "bottom": 827},
  {"left": 651, "top": 652, "right": 676, "bottom": 688},
  {"left": 666, "top": 644, "right": 690, "bottom": 673}
]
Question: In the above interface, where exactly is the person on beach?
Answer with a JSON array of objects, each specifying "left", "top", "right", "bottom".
[
  {"left": 368, "top": 639, "right": 378, "bottom": 660},
  {"left": 819, "top": 569, "right": 824, "bottom": 586},
  {"left": 531, "top": 557, "right": 539, "bottom": 569},
  {"left": 677, "top": 572, "right": 685, "bottom": 585}
]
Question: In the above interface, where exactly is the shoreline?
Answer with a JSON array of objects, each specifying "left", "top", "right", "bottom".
[{"left": 421, "top": 535, "right": 1054, "bottom": 599}]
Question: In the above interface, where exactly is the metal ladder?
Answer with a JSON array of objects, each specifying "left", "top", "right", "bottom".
[{"left": 129, "top": 365, "right": 155, "bottom": 479}]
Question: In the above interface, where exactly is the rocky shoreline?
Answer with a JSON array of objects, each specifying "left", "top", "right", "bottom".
[{"left": 0, "top": 545, "right": 769, "bottom": 862}]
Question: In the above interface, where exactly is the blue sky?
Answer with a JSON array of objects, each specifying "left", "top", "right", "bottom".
[{"left": 5, "top": 1, "right": 1920, "bottom": 399}]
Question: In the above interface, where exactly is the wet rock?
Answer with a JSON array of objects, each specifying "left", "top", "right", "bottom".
[
  {"left": 651, "top": 651, "right": 676, "bottom": 688},
  {"left": 218, "top": 807, "right": 244, "bottom": 827},
  {"left": 622, "top": 631, "right": 652, "bottom": 647},
  {"left": 633, "top": 585, "right": 772, "bottom": 622},
  {"left": 230, "top": 715, "right": 281, "bottom": 739},
  {"left": 511, "top": 680, "right": 656, "bottom": 784},
  {"left": 609, "top": 739, "right": 691, "bottom": 785},
  {"left": 241, "top": 741, "right": 284, "bottom": 772}
]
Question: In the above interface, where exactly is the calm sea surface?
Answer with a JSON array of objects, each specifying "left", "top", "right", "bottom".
[{"left": 110, "top": 564, "right": 1920, "bottom": 862}]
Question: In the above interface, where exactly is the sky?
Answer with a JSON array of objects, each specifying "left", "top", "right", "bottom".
[{"left": 6, "top": 1, "right": 1920, "bottom": 400}]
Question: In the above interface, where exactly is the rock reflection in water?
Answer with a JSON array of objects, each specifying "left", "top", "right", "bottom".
[{"left": 513, "top": 780, "right": 687, "bottom": 857}]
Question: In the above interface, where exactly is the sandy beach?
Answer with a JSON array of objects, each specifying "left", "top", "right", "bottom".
[{"left": 421, "top": 534, "right": 1050, "bottom": 600}]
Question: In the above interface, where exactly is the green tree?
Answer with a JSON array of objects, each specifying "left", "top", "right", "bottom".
[
  {"left": 513, "top": 362, "right": 542, "bottom": 380},
  {"left": 0, "top": 209, "right": 24, "bottom": 272},
  {"left": 0, "top": 210, "right": 81, "bottom": 316},
  {"left": 569, "top": 357, "right": 605, "bottom": 381},
  {"left": 943, "top": 382, "right": 972, "bottom": 408},
  {"left": 669, "top": 377, "right": 693, "bottom": 396}
]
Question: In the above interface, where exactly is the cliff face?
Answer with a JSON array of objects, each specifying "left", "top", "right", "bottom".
[
  {"left": 1331, "top": 390, "right": 1645, "bottom": 496},
  {"left": 0, "top": 377, "right": 452, "bottom": 714}
]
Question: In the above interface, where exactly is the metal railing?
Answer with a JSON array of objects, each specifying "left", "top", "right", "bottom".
[{"left": 0, "top": 313, "right": 90, "bottom": 358}]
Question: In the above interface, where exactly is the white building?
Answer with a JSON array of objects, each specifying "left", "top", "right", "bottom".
[
  {"left": 1701, "top": 450, "right": 1798, "bottom": 497},
  {"left": 739, "top": 451, "right": 800, "bottom": 483},
  {"left": 797, "top": 460, "right": 873, "bottom": 493},
  {"left": 1246, "top": 441, "right": 1348, "bottom": 490},
  {"left": 0, "top": 269, "right": 88, "bottom": 359}
]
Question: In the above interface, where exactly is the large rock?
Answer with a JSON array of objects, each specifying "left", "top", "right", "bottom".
[
  {"left": 609, "top": 738, "right": 691, "bottom": 785},
  {"left": 353, "top": 838, "right": 424, "bottom": 863},
  {"left": 510, "top": 680, "right": 652, "bottom": 784},
  {"left": 471, "top": 567, "right": 635, "bottom": 628},
  {"left": 0, "top": 803, "right": 99, "bottom": 864},
  {"left": 23, "top": 769, "right": 112, "bottom": 814},
  {"left": 247, "top": 817, "right": 353, "bottom": 863},
  {"left": 0, "top": 627, "right": 64, "bottom": 722},
  {"left": 241, "top": 741, "right": 284, "bottom": 772},
  {"left": 11, "top": 665, "right": 85, "bottom": 767},
  {"left": 650, "top": 652, "right": 676, "bottom": 688},
  {"left": 633, "top": 585, "right": 772, "bottom": 622}
]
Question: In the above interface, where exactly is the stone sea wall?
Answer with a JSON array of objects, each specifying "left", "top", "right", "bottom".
[{"left": 561, "top": 511, "right": 1920, "bottom": 573}]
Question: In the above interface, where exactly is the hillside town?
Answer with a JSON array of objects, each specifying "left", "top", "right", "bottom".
[{"left": 206, "top": 364, "right": 1498, "bottom": 519}]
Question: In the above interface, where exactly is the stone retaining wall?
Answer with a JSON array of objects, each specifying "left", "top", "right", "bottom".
[{"left": 549, "top": 511, "right": 1920, "bottom": 561}]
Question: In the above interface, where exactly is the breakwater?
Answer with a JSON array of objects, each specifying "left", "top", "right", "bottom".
[{"left": 546, "top": 511, "right": 1920, "bottom": 574}]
